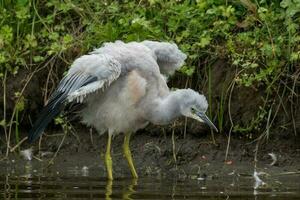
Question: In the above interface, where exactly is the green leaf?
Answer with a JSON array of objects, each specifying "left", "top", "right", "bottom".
[
  {"left": 0, "top": 25, "right": 13, "bottom": 44},
  {"left": 63, "top": 34, "right": 73, "bottom": 44},
  {"left": 15, "top": 93, "right": 25, "bottom": 112},
  {"left": 24, "top": 34, "right": 37, "bottom": 48},
  {"left": 280, "top": 0, "right": 292, "bottom": 8},
  {"left": 33, "top": 56, "right": 45, "bottom": 62},
  {"left": 198, "top": 36, "right": 211, "bottom": 48},
  {"left": 179, "top": 65, "right": 195, "bottom": 76},
  {"left": 0, "top": 119, "right": 6, "bottom": 127},
  {"left": 17, "top": 0, "right": 28, "bottom": 7}
]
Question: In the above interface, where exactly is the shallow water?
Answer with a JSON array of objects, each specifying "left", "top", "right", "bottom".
[{"left": 1, "top": 172, "right": 299, "bottom": 199}]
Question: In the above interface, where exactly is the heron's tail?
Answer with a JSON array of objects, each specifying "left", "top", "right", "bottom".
[{"left": 28, "top": 92, "right": 66, "bottom": 143}]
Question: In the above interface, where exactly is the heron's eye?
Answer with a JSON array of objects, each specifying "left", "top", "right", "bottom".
[{"left": 191, "top": 107, "right": 196, "bottom": 113}]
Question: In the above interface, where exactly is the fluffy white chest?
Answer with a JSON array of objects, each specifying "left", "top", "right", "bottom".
[{"left": 80, "top": 70, "right": 148, "bottom": 135}]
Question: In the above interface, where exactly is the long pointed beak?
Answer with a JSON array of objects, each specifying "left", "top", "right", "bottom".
[{"left": 196, "top": 112, "right": 218, "bottom": 132}]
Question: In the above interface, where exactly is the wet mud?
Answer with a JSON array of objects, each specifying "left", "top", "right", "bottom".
[{"left": 1, "top": 129, "right": 299, "bottom": 179}]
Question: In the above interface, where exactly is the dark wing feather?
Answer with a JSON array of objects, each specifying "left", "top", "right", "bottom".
[
  {"left": 28, "top": 73, "right": 97, "bottom": 143},
  {"left": 28, "top": 54, "right": 121, "bottom": 143}
]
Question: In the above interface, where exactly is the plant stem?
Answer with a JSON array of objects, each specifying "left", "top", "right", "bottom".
[
  {"left": 208, "top": 64, "right": 215, "bottom": 144},
  {"left": 2, "top": 70, "right": 7, "bottom": 143},
  {"left": 15, "top": 110, "right": 20, "bottom": 152}
]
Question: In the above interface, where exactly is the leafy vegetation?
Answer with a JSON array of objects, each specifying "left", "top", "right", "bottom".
[{"left": 0, "top": 0, "right": 299, "bottom": 149}]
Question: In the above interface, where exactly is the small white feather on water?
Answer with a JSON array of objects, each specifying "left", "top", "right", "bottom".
[
  {"left": 197, "top": 177, "right": 205, "bottom": 181},
  {"left": 20, "top": 148, "right": 33, "bottom": 161},
  {"left": 268, "top": 153, "right": 277, "bottom": 166},
  {"left": 253, "top": 170, "right": 266, "bottom": 189},
  {"left": 81, "top": 166, "right": 89, "bottom": 177}
]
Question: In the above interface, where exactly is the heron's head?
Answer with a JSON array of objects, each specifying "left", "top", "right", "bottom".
[{"left": 179, "top": 89, "right": 218, "bottom": 132}]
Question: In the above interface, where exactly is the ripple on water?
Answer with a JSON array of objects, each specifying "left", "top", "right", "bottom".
[{"left": 0, "top": 174, "right": 300, "bottom": 199}]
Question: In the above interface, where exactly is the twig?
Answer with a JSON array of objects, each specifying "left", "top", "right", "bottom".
[
  {"left": 44, "top": 133, "right": 65, "bottom": 137},
  {"left": 225, "top": 69, "right": 239, "bottom": 161},
  {"left": 10, "top": 137, "right": 28, "bottom": 153},
  {"left": 2, "top": 70, "right": 7, "bottom": 144},
  {"left": 225, "top": 81, "right": 235, "bottom": 161},
  {"left": 38, "top": 134, "right": 43, "bottom": 157},
  {"left": 6, "top": 71, "right": 35, "bottom": 156},
  {"left": 265, "top": 82, "right": 288, "bottom": 135},
  {"left": 44, "top": 63, "right": 54, "bottom": 103},
  {"left": 5, "top": 55, "right": 57, "bottom": 157},
  {"left": 254, "top": 136, "right": 262, "bottom": 169},
  {"left": 47, "top": 130, "right": 68, "bottom": 167},
  {"left": 290, "top": 72, "right": 299, "bottom": 136},
  {"left": 265, "top": 107, "right": 272, "bottom": 140},
  {"left": 207, "top": 63, "right": 216, "bottom": 145},
  {"left": 183, "top": 117, "right": 187, "bottom": 139},
  {"left": 69, "top": 123, "right": 80, "bottom": 143},
  {"left": 90, "top": 128, "right": 94, "bottom": 146},
  {"left": 171, "top": 124, "right": 177, "bottom": 170},
  {"left": 33, "top": 155, "right": 43, "bottom": 162}
]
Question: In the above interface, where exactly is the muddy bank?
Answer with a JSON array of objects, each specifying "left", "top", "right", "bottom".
[{"left": 1, "top": 129, "right": 299, "bottom": 178}]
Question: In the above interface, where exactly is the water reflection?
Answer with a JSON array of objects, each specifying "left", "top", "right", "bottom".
[
  {"left": 105, "top": 178, "right": 137, "bottom": 200},
  {"left": 0, "top": 173, "right": 300, "bottom": 199},
  {"left": 1, "top": 175, "right": 139, "bottom": 199},
  {"left": 121, "top": 179, "right": 137, "bottom": 200}
]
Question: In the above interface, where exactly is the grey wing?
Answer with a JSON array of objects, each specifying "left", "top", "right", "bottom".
[
  {"left": 28, "top": 54, "right": 121, "bottom": 142},
  {"left": 66, "top": 54, "right": 121, "bottom": 103},
  {"left": 141, "top": 40, "right": 187, "bottom": 76}
]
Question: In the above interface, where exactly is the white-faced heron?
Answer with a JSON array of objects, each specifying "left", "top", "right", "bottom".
[{"left": 28, "top": 40, "right": 218, "bottom": 180}]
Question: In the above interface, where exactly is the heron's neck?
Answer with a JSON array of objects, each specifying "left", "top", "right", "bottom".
[{"left": 147, "top": 90, "right": 184, "bottom": 125}]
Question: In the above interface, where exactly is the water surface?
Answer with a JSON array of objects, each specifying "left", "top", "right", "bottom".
[{"left": 1, "top": 173, "right": 299, "bottom": 199}]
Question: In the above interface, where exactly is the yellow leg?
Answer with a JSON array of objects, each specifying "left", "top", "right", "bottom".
[
  {"left": 123, "top": 133, "right": 138, "bottom": 178},
  {"left": 105, "top": 133, "right": 113, "bottom": 180},
  {"left": 105, "top": 179, "right": 113, "bottom": 200}
]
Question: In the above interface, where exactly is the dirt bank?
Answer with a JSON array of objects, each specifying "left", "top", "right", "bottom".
[{"left": 1, "top": 128, "right": 299, "bottom": 179}]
